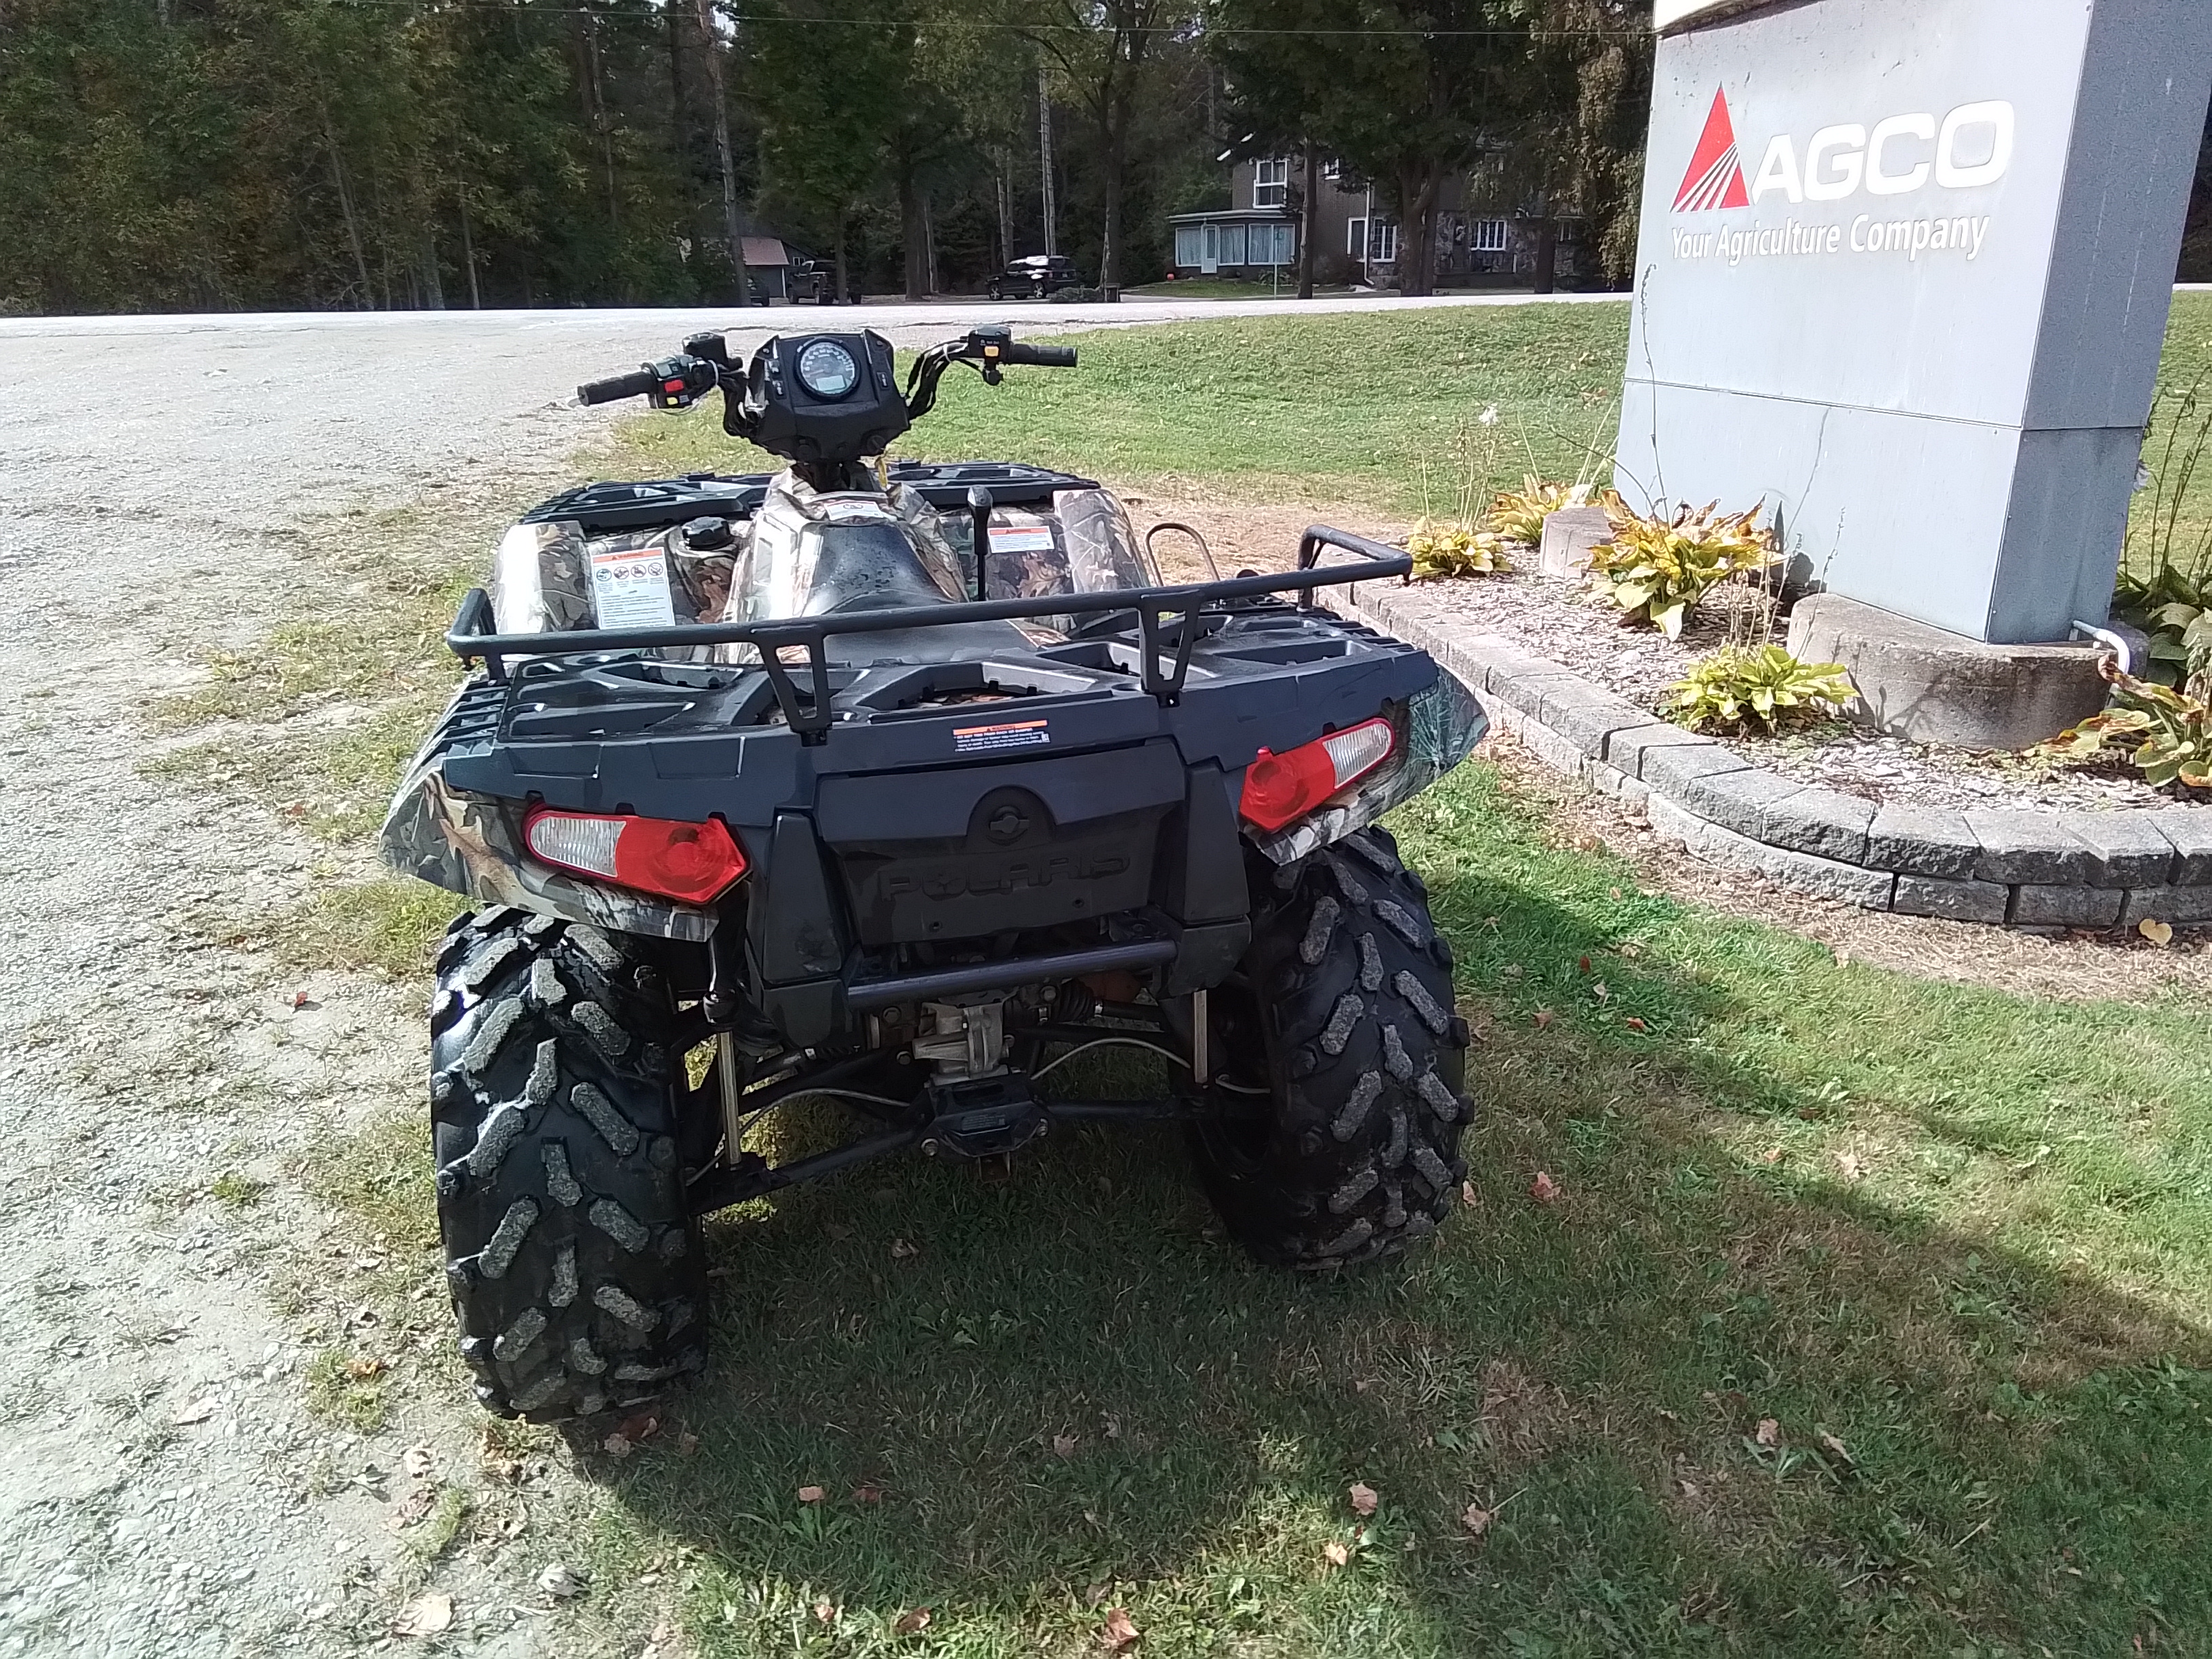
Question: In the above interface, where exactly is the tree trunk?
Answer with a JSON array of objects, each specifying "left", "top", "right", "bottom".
[
  {"left": 995, "top": 159, "right": 1014, "bottom": 269},
  {"left": 1037, "top": 64, "right": 1057, "bottom": 256},
  {"left": 899, "top": 164, "right": 926, "bottom": 300},
  {"left": 457, "top": 184, "right": 482, "bottom": 308},
  {"left": 1296, "top": 138, "right": 1319, "bottom": 300},
  {"left": 1532, "top": 216, "right": 1557, "bottom": 293},
  {"left": 697, "top": 0, "right": 750, "bottom": 306},
  {"left": 1396, "top": 163, "right": 1441, "bottom": 297},
  {"left": 834, "top": 209, "right": 848, "bottom": 304},
  {"left": 1099, "top": 98, "right": 1126, "bottom": 297},
  {"left": 320, "top": 106, "right": 372, "bottom": 309}
]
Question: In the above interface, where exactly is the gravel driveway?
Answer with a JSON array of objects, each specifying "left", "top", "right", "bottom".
[{"left": 0, "top": 295, "right": 1537, "bottom": 1657}]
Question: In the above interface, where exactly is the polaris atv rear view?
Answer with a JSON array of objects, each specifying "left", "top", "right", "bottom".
[{"left": 382, "top": 323, "right": 1488, "bottom": 1421}]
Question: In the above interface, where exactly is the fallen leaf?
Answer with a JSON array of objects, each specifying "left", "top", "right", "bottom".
[
  {"left": 1577, "top": 955, "right": 1593, "bottom": 975},
  {"left": 1052, "top": 1434, "right": 1079, "bottom": 1459},
  {"left": 1591, "top": 981, "right": 1610, "bottom": 1002},
  {"left": 677, "top": 1432, "right": 699, "bottom": 1457},
  {"left": 1755, "top": 1418, "right": 1781, "bottom": 1448},
  {"left": 171, "top": 1395, "right": 219, "bottom": 1426},
  {"left": 1533, "top": 1009, "right": 1555, "bottom": 1029},
  {"left": 615, "top": 1412, "right": 659, "bottom": 1446},
  {"left": 1322, "top": 1540, "right": 1350, "bottom": 1567},
  {"left": 401, "top": 1444, "right": 435, "bottom": 1479},
  {"left": 393, "top": 1591, "right": 453, "bottom": 1637},
  {"left": 1103, "top": 1414, "right": 1122, "bottom": 1439},
  {"left": 2139, "top": 917, "right": 2175, "bottom": 945},
  {"left": 1817, "top": 1430, "right": 1853, "bottom": 1463},
  {"left": 890, "top": 1237, "right": 918, "bottom": 1260},
  {"left": 895, "top": 1607, "right": 933, "bottom": 1635},
  {"left": 1529, "top": 1171, "right": 1561, "bottom": 1204},
  {"left": 344, "top": 1355, "right": 386, "bottom": 1380},
  {"left": 1085, "top": 1582, "right": 1112, "bottom": 1607},
  {"left": 1618, "top": 939, "right": 1643, "bottom": 958},
  {"left": 1760, "top": 1147, "right": 1784, "bottom": 1165},
  {"left": 1353, "top": 1378, "right": 1373, "bottom": 1393},
  {"left": 600, "top": 1433, "right": 634, "bottom": 1460},
  {"left": 814, "top": 1598, "right": 836, "bottom": 1624},
  {"left": 387, "top": 1488, "right": 434, "bottom": 1530},
  {"left": 1460, "top": 1179, "right": 1477, "bottom": 1207},
  {"left": 797, "top": 1485, "right": 826, "bottom": 1504},
  {"left": 1835, "top": 1151, "right": 1864, "bottom": 1181},
  {"left": 1099, "top": 1606, "right": 1141, "bottom": 1650},
  {"left": 1348, "top": 1481, "right": 1378, "bottom": 1517},
  {"left": 537, "top": 1562, "right": 588, "bottom": 1599},
  {"left": 1462, "top": 1504, "right": 1493, "bottom": 1537},
  {"left": 290, "top": 989, "right": 312, "bottom": 1010},
  {"left": 1624, "top": 1016, "right": 1647, "bottom": 1032}
]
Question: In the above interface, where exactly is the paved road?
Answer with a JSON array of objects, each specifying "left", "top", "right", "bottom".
[{"left": 0, "top": 292, "right": 1605, "bottom": 1656}]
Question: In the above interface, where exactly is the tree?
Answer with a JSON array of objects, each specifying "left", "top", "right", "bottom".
[{"left": 1010, "top": 0, "right": 1197, "bottom": 295}]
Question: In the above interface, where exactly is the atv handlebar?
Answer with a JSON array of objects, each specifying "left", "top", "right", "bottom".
[
  {"left": 997, "top": 342, "right": 1077, "bottom": 368},
  {"left": 577, "top": 368, "right": 661, "bottom": 406}
]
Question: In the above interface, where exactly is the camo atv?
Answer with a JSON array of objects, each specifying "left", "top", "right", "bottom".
[{"left": 382, "top": 324, "right": 1486, "bottom": 1420}]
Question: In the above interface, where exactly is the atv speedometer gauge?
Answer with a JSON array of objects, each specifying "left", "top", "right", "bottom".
[{"left": 795, "top": 339, "right": 861, "bottom": 400}]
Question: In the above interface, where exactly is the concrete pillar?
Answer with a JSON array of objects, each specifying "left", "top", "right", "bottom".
[{"left": 1617, "top": 0, "right": 2212, "bottom": 647}]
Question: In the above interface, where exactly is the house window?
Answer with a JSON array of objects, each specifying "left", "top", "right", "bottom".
[
  {"left": 1252, "top": 158, "right": 1288, "bottom": 209},
  {"left": 1347, "top": 216, "right": 1366, "bottom": 258},
  {"left": 1369, "top": 220, "right": 1399, "bottom": 263},
  {"left": 1174, "top": 225, "right": 1203, "bottom": 268},
  {"left": 1258, "top": 223, "right": 1294, "bottom": 265},
  {"left": 1221, "top": 222, "right": 1248, "bottom": 266},
  {"left": 1557, "top": 218, "right": 1584, "bottom": 245},
  {"left": 1472, "top": 218, "right": 1509, "bottom": 253}
]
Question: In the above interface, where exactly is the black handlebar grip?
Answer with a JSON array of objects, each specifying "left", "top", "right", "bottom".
[
  {"left": 577, "top": 368, "right": 660, "bottom": 405},
  {"left": 1002, "top": 343, "right": 1078, "bottom": 368}
]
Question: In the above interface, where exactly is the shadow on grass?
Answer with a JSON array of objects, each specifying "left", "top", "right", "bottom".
[{"left": 583, "top": 771, "right": 2212, "bottom": 1657}]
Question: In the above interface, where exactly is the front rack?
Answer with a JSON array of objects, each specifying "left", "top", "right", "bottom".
[{"left": 447, "top": 525, "right": 1409, "bottom": 741}]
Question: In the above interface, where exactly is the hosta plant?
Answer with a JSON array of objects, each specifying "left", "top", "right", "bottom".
[
  {"left": 1585, "top": 493, "right": 1778, "bottom": 638},
  {"left": 1406, "top": 521, "right": 1511, "bottom": 581},
  {"left": 1488, "top": 476, "right": 1586, "bottom": 546},
  {"left": 2111, "top": 564, "right": 2212, "bottom": 694},
  {"left": 1664, "top": 644, "right": 1856, "bottom": 736},
  {"left": 2034, "top": 660, "right": 2212, "bottom": 790}
]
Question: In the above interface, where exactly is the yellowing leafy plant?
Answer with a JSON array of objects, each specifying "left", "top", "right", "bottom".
[
  {"left": 1664, "top": 644, "right": 1856, "bottom": 735},
  {"left": 2034, "top": 660, "right": 2212, "bottom": 790},
  {"left": 1406, "top": 521, "right": 1511, "bottom": 581},
  {"left": 1487, "top": 476, "right": 1586, "bottom": 547},
  {"left": 1585, "top": 493, "right": 1778, "bottom": 638}
]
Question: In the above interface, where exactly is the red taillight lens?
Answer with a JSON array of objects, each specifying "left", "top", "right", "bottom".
[
  {"left": 1237, "top": 718, "right": 1397, "bottom": 832},
  {"left": 523, "top": 808, "right": 748, "bottom": 904}
]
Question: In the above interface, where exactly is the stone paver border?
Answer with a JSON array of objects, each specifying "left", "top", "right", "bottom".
[{"left": 1337, "top": 582, "right": 2212, "bottom": 927}]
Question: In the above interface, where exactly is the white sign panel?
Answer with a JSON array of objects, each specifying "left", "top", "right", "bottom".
[{"left": 1616, "top": 0, "right": 2211, "bottom": 643}]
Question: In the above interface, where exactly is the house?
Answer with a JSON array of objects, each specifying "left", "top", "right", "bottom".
[{"left": 1167, "top": 157, "right": 1589, "bottom": 288}]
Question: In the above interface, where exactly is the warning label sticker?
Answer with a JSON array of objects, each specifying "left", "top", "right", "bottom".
[
  {"left": 588, "top": 545, "right": 677, "bottom": 630},
  {"left": 987, "top": 518, "right": 1057, "bottom": 556},
  {"left": 953, "top": 718, "right": 1051, "bottom": 754}
]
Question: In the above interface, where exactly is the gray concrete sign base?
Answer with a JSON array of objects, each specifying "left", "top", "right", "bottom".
[{"left": 1785, "top": 592, "right": 2111, "bottom": 750}]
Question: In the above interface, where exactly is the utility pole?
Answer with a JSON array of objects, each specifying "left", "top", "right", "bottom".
[
  {"left": 697, "top": 0, "right": 751, "bottom": 306},
  {"left": 1037, "top": 64, "right": 1057, "bottom": 257}
]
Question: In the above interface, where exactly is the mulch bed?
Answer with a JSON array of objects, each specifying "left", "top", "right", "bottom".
[{"left": 1374, "top": 558, "right": 2179, "bottom": 814}]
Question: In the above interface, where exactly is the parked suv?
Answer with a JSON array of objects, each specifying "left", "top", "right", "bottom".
[{"left": 987, "top": 253, "right": 1082, "bottom": 300}]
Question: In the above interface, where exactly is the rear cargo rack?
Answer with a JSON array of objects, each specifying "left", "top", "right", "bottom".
[{"left": 447, "top": 526, "right": 1408, "bottom": 741}]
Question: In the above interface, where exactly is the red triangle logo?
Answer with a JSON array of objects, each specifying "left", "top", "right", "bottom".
[{"left": 1673, "top": 88, "right": 1751, "bottom": 212}]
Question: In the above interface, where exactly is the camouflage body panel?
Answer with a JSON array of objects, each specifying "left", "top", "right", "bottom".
[
  {"left": 1253, "top": 670, "right": 1486, "bottom": 866},
  {"left": 379, "top": 687, "right": 718, "bottom": 942}
]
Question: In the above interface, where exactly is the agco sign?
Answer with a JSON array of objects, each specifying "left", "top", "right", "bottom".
[{"left": 1666, "top": 87, "right": 2013, "bottom": 267}]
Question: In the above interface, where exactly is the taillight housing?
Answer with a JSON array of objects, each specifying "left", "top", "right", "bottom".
[
  {"left": 523, "top": 808, "right": 748, "bottom": 905},
  {"left": 1237, "top": 718, "right": 1397, "bottom": 832}
]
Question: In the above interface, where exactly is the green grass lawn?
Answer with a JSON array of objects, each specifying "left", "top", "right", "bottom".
[
  {"left": 2131, "top": 292, "right": 2212, "bottom": 585},
  {"left": 607, "top": 302, "right": 1633, "bottom": 518},
  {"left": 571, "top": 760, "right": 2212, "bottom": 1658}
]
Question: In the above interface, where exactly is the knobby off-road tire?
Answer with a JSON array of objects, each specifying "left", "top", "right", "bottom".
[
  {"left": 430, "top": 907, "right": 706, "bottom": 1422},
  {"left": 1191, "top": 825, "right": 1473, "bottom": 1269}
]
